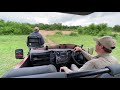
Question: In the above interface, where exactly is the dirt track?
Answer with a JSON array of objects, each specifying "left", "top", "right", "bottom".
[{"left": 39, "top": 30, "right": 72, "bottom": 46}]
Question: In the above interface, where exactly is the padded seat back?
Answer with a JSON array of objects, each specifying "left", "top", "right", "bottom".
[
  {"left": 100, "top": 64, "right": 120, "bottom": 78},
  {"left": 14, "top": 72, "right": 67, "bottom": 78},
  {"left": 2, "top": 65, "right": 57, "bottom": 78},
  {"left": 27, "top": 36, "right": 43, "bottom": 49}
]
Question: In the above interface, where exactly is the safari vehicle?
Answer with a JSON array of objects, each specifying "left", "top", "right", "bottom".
[{"left": 2, "top": 12, "right": 120, "bottom": 78}]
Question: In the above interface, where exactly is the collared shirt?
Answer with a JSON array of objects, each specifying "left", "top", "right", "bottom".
[{"left": 78, "top": 50, "right": 118, "bottom": 72}]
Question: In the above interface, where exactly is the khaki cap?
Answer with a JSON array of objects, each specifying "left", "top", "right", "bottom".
[
  {"left": 34, "top": 27, "right": 39, "bottom": 30},
  {"left": 93, "top": 36, "right": 116, "bottom": 50}
]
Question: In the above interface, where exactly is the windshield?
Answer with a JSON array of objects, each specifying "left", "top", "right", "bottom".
[{"left": 0, "top": 12, "right": 120, "bottom": 77}]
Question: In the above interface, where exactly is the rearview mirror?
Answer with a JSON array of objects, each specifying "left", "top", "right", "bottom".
[
  {"left": 88, "top": 47, "right": 94, "bottom": 55},
  {"left": 15, "top": 49, "right": 24, "bottom": 59}
]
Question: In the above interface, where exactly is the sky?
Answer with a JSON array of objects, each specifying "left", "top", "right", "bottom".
[{"left": 0, "top": 12, "right": 120, "bottom": 27}]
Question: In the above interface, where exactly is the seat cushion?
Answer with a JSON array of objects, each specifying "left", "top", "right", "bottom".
[
  {"left": 100, "top": 73, "right": 114, "bottom": 78},
  {"left": 14, "top": 72, "right": 67, "bottom": 78},
  {"left": 106, "top": 64, "right": 120, "bottom": 76},
  {"left": 2, "top": 64, "right": 57, "bottom": 78}
]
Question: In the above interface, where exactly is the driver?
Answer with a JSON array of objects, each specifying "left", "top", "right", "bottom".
[{"left": 60, "top": 36, "right": 118, "bottom": 73}]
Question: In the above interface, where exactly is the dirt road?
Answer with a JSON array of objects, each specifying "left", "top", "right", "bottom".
[{"left": 39, "top": 30, "right": 72, "bottom": 46}]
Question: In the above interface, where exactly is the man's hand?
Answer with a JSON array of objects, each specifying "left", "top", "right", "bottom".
[
  {"left": 60, "top": 66, "right": 73, "bottom": 73},
  {"left": 74, "top": 46, "right": 82, "bottom": 52},
  {"left": 60, "top": 66, "right": 68, "bottom": 72}
]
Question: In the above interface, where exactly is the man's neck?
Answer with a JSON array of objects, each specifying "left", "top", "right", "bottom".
[{"left": 97, "top": 52, "right": 110, "bottom": 57}]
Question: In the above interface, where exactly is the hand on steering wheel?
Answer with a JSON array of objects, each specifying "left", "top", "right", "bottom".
[
  {"left": 74, "top": 46, "right": 83, "bottom": 52},
  {"left": 72, "top": 46, "right": 87, "bottom": 66},
  {"left": 72, "top": 51, "right": 83, "bottom": 66}
]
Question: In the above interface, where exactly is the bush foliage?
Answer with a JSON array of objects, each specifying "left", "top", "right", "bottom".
[
  {"left": 55, "top": 31, "right": 63, "bottom": 35},
  {"left": 69, "top": 32, "right": 78, "bottom": 36},
  {"left": 77, "top": 23, "right": 113, "bottom": 36},
  {"left": 0, "top": 19, "right": 119, "bottom": 36}
]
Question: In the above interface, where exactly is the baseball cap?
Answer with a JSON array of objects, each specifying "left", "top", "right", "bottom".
[
  {"left": 34, "top": 27, "right": 39, "bottom": 30},
  {"left": 93, "top": 36, "right": 116, "bottom": 50}
]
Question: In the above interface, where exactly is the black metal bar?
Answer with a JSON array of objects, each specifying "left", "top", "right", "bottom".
[
  {"left": 61, "top": 12, "right": 93, "bottom": 15},
  {"left": 67, "top": 68, "right": 110, "bottom": 78}
]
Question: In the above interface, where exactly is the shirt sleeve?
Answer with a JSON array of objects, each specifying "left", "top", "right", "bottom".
[
  {"left": 40, "top": 35, "right": 45, "bottom": 45},
  {"left": 81, "top": 50, "right": 94, "bottom": 61},
  {"left": 38, "top": 33, "right": 45, "bottom": 45},
  {"left": 78, "top": 60, "right": 96, "bottom": 72}
]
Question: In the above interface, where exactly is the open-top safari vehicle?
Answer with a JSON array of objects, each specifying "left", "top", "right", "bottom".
[{"left": 2, "top": 12, "right": 120, "bottom": 78}]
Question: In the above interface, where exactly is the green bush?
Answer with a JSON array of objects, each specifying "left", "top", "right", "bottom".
[
  {"left": 113, "top": 25, "right": 120, "bottom": 32},
  {"left": 77, "top": 23, "right": 113, "bottom": 36},
  {"left": 69, "top": 32, "right": 78, "bottom": 36},
  {"left": 78, "top": 27, "right": 84, "bottom": 34},
  {"left": 0, "top": 19, "right": 117, "bottom": 36},
  {"left": 97, "top": 28, "right": 112, "bottom": 36},
  {"left": 55, "top": 31, "right": 63, "bottom": 35},
  {"left": 110, "top": 33, "right": 120, "bottom": 39}
]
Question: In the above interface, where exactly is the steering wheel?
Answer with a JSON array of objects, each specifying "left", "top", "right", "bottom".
[{"left": 71, "top": 50, "right": 87, "bottom": 66}]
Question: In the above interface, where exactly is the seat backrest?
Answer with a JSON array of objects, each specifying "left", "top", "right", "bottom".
[
  {"left": 100, "top": 64, "right": 120, "bottom": 78},
  {"left": 2, "top": 65, "right": 57, "bottom": 78},
  {"left": 99, "top": 73, "right": 114, "bottom": 78},
  {"left": 27, "top": 36, "right": 43, "bottom": 48},
  {"left": 14, "top": 72, "right": 67, "bottom": 78}
]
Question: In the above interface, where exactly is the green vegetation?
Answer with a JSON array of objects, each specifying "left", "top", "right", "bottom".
[
  {"left": 0, "top": 35, "right": 29, "bottom": 77},
  {"left": 0, "top": 19, "right": 78, "bottom": 35},
  {"left": 69, "top": 32, "right": 78, "bottom": 36},
  {"left": 0, "top": 20, "right": 34, "bottom": 35},
  {"left": 55, "top": 31, "right": 63, "bottom": 35},
  {"left": 38, "top": 23, "right": 79, "bottom": 31},
  {"left": 48, "top": 34, "right": 98, "bottom": 48},
  {"left": 0, "top": 19, "right": 120, "bottom": 36},
  {"left": 77, "top": 23, "right": 112, "bottom": 36},
  {"left": 113, "top": 25, "right": 120, "bottom": 32}
]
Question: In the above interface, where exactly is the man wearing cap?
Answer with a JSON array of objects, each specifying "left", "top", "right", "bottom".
[
  {"left": 28, "top": 26, "right": 45, "bottom": 47},
  {"left": 60, "top": 36, "right": 118, "bottom": 73}
]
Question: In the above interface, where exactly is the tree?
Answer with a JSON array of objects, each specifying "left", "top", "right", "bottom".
[{"left": 113, "top": 25, "right": 120, "bottom": 32}]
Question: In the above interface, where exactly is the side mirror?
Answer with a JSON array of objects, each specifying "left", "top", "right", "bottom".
[
  {"left": 15, "top": 49, "right": 24, "bottom": 59},
  {"left": 88, "top": 47, "right": 94, "bottom": 55}
]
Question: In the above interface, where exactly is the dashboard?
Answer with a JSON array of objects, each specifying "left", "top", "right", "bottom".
[
  {"left": 30, "top": 49, "right": 73, "bottom": 66},
  {"left": 29, "top": 48, "right": 87, "bottom": 67}
]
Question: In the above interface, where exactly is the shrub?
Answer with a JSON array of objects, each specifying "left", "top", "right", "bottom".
[
  {"left": 110, "top": 33, "right": 119, "bottom": 39},
  {"left": 78, "top": 27, "right": 84, "bottom": 34},
  {"left": 55, "top": 31, "right": 63, "bottom": 35},
  {"left": 69, "top": 32, "right": 78, "bottom": 36},
  {"left": 97, "top": 28, "right": 112, "bottom": 36},
  {"left": 77, "top": 23, "right": 113, "bottom": 36}
]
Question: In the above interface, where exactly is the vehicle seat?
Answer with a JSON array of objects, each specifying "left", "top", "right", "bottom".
[
  {"left": 27, "top": 36, "right": 44, "bottom": 49},
  {"left": 2, "top": 64, "right": 57, "bottom": 78},
  {"left": 100, "top": 64, "right": 120, "bottom": 78},
  {"left": 13, "top": 72, "right": 67, "bottom": 78}
]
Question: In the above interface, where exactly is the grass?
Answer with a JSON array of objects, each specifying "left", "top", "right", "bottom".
[
  {"left": 0, "top": 35, "right": 29, "bottom": 77},
  {"left": 48, "top": 34, "right": 97, "bottom": 47}
]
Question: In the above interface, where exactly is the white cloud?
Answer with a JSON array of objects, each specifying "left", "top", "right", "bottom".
[{"left": 0, "top": 12, "right": 120, "bottom": 27}]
